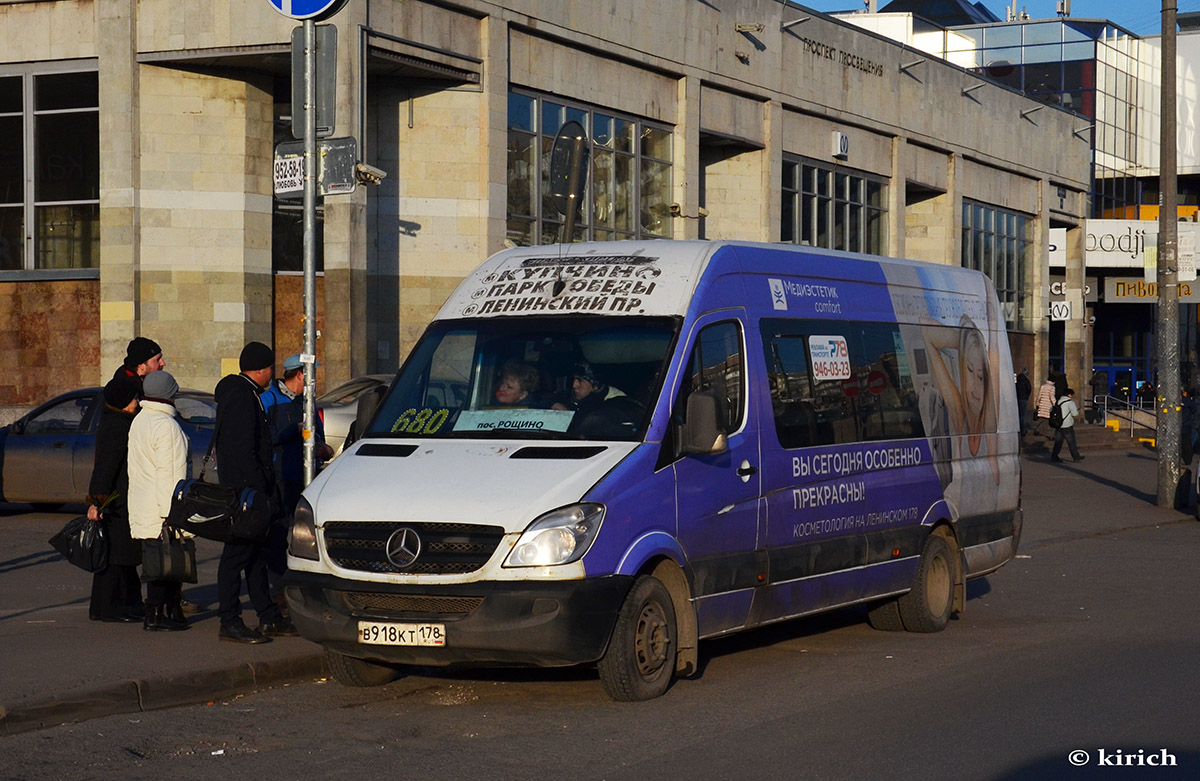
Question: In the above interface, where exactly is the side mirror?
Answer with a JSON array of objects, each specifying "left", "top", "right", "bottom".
[
  {"left": 346, "top": 386, "right": 385, "bottom": 448},
  {"left": 678, "top": 391, "right": 728, "bottom": 456},
  {"left": 10, "top": 419, "right": 25, "bottom": 435}
]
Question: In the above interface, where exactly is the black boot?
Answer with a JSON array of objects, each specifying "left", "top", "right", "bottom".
[
  {"left": 166, "top": 601, "right": 189, "bottom": 627},
  {"left": 144, "top": 605, "right": 170, "bottom": 632}
]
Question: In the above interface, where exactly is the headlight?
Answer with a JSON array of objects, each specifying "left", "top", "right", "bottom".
[
  {"left": 289, "top": 496, "right": 320, "bottom": 561},
  {"left": 503, "top": 503, "right": 605, "bottom": 568}
]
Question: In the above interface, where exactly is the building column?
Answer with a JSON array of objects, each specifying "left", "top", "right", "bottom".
[
  {"left": 889, "top": 136, "right": 906, "bottom": 259},
  {"left": 97, "top": 0, "right": 139, "bottom": 379},
  {"left": 1064, "top": 224, "right": 1087, "bottom": 394},
  {"left": 673, "top": 75, "right": 701, "bottom": 241},
  {"left": 760, "top": 100, "right": 782, "bottom": 242},
  {"left": 321, "top": 5, "right": 371, "bottom": 385}
]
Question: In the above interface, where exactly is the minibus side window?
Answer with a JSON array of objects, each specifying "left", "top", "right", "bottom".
[
  {"left": 761, "top": 319, "right": 924, "bottom": 448},
  {"left": 666, "top": 321, "right": 745, "bottom": 457}
]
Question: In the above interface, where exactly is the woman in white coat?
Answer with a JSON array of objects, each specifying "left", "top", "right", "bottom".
[{"left": 127, "top": 370, "right": 190, "bottom": 631}]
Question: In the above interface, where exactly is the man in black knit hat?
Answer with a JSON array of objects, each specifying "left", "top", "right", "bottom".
[
  {"left": 112, "top": 337, "right": 165, "bottom": 392},
  {"left": 213, "top": 341, "right": 297, "bottom": 643}
]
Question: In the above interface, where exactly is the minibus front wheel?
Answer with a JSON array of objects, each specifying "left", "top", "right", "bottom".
[
  {"left": 325, "top": 649, "right": 398, "bottom": 687},
  {"left": 598, "top": 575, "right": 677, "bottom": 701}
]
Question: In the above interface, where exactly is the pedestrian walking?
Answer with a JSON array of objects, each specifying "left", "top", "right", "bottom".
[
  {"left": 127, "top": 371, "right": 190, "bottom": 631},
  {"left": 84, "top": 380, "right": 144, "bottom": 623},
  {"left": 1033, "top": 377, "right": 1056, "bottom": 436},
  {"left": 213, "top": 342, "right": 297, "bottom": 644},
  {"left": 1015, "top": 367, "right": 1032, "bottom": 438},
  {"left": 1050, "top": 388, "right": 1085, "bottom": 464}
]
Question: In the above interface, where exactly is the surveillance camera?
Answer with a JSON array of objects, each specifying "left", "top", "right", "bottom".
[{"left": 355, "top": 162, "right": 388, "bottom": 185}]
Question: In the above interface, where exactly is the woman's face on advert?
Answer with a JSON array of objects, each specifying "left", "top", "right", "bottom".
[{"left": 963, "top": 339, "right": 987, "bottom": 419}]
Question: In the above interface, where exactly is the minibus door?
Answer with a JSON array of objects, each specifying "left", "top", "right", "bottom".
[{"left": 671, "top": 315, "right": 762, "bottom": 637}]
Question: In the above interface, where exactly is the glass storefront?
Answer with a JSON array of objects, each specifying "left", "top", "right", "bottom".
[
  {"left": 962, "top": 200, "right": 1033, "bottom": 331},
  {"left": 780, "top": 158, "right": 887, "bottom": 254},
  {"left": 507, "top": 90, "right": 673, "bottom": 246},
  {"left": 0, "top": 67, "right": 100, "bottom": 272}
]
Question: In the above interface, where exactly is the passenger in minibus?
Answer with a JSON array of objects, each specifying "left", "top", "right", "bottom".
[{"left": 492, "top": 362, "right": 540, "bottom": 407}]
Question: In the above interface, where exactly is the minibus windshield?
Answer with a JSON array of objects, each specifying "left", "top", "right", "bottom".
[{"left": 366, "top": 316, "right": 679, "bottom": 442}]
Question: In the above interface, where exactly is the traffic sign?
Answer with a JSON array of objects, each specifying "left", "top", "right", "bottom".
[
  {"left": 866, "top": 370, "right": 887, "bottom": 395},
  {"left": 267, "top": 0, "right": 349, "bottom": 21},
  {"left": 291, "top": 24, "right": 337, "bottom": 139}
]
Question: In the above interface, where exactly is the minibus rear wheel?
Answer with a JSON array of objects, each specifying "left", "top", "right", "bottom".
[
  {"left": 325, "top": 649, "right": 398, "bottom": 687},
  {"left": 898, "top": 534, "right": 955, "bottom": 633},
  {"left": 598, "top": 575, "right": 677, "bottom": 701}
]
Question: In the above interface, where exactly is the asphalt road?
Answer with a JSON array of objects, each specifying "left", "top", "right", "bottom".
[{"left": 2, "top": 448, "right": 1198, "bottom": 780}]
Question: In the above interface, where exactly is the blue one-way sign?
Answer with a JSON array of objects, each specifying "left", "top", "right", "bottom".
[{"left": 267, "top": 0, "right": 349, "bottom": 21}]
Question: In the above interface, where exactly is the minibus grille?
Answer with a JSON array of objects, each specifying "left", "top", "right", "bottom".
[
  {"left": 322, "top": 521, "right": 505, "bottom": 575},
  {"left": 344, "top": 593, "right": 484, "bottom": 616}
]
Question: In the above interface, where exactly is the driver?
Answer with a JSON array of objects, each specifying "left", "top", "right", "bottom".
[{"left": 553, "top": 361, "right": 625, "bottom": 414}]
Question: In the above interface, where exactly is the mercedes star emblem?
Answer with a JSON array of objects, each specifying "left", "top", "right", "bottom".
[{"left": 385, "top": 527, "right": 422, "bottom": 569}]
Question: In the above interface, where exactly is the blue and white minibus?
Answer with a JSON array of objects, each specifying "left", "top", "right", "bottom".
[{"left": 286, "top": 240, "right": 1021, "bottom": 700}]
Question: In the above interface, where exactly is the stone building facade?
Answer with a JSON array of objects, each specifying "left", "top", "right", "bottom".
[{"left": 0, "top": 0, "right": 1090, "bottom": 405}]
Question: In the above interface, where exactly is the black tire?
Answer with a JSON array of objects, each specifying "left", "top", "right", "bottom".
[
  {"left": 325, "top": 649, "right": 397, "bottom": 687},
  {"left": 898, "top": 534, "right": 956, "bottom": 633},
  {"left": 598, "top": 575, "right": 677, "bottom": 701},
  {"left": 31, "top": 503, "right": 64, "bottom": 513},
  {"left": 866, "top": 598, "right": 905, "bottom": 631}
]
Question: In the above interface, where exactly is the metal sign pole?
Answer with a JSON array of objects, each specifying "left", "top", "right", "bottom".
[{"left": 302, "top": 18, "right": 318, "bottom": 486}]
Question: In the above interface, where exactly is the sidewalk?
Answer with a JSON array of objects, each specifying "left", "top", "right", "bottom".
[
  {"left": 0, "top": 534, "right": 325, "bottom": 736},
  {"left": 1, "top": 445, "right": 1191, "bottom": 737}
]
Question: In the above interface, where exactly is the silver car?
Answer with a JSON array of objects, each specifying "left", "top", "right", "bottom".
[
  {"left": 317, "top": 375, "right": 392, "bottom": 455},
  {"left": 0, "top": 387, "right": 216, "bottom": 511}
]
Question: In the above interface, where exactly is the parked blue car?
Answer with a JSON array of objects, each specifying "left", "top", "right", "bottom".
[{"left": 0, "top": 387, "right": 216, "bottom": 511}]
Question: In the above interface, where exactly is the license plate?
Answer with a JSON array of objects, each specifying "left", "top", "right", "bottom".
[{"left": 357, "top": 620, "right": 445, "bottom": 647}]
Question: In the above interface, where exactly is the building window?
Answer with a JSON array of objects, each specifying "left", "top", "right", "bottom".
[
  {"left": 962, "top": 200, "right": 1032, "bottom": 331},
  {"left": 0, "top": 66, "right": 99, "bottom": 272},
  {"left": 506, "top": 90, "right": 673, "bottom": 246},
  {"left": 781, "top": 158, "right": 886, "bottom": 254}
]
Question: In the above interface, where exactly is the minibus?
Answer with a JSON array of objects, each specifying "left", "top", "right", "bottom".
[{"left": 285, "top": 240, "right": 1021, "bottom": 700}]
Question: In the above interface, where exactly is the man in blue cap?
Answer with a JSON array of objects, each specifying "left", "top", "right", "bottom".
[{"left": 260, "top": 353, "right": 333, "bottom": 604}]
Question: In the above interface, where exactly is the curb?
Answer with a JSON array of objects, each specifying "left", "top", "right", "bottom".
[{"left": 0, "top": 651, "right": 326, "bottom": 737}]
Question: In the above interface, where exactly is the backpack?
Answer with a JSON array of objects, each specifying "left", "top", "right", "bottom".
[{"left": 1049, "top": 398, "right": 1065, "bottom": 429}]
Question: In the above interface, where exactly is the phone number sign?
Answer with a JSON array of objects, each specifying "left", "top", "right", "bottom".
[
  {"left": 266, "top": 0, "right": 349, "bottom": 20},
  {"left": 809, "top": 335, "right": 851, "bottom": 381}
]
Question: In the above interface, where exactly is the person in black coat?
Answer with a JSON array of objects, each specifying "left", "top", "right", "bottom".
[
  {"left": 85, "top": 380, "right": 144, "bottom": 622},
  {"left": 213, "top": 341, "right": 296, "bottom": 644},
  {"left": 1015, "top": 368, "right": 1032, "bottom": 438}
]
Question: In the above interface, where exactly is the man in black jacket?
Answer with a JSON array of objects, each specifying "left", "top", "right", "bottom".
[{"left": 214, "top": 341, "right": 298, "bottom": 643}]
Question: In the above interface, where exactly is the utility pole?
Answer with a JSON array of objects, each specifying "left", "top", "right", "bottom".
[{"left": 1157, "top": 0, "right": 1181, "bottom": 507}]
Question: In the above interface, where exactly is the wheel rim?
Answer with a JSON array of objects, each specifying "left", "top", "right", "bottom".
[
  {"left": 927, "top": 552, "right": 951, "bottom": 617},
  {"left": 633, "top": 599, "right": 671, "bottom": 679}
]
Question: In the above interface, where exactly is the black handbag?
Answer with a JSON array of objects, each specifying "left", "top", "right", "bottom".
[
  {"left": 48, "top": 515, "right": 109, "bottom": 573},
  {"left": 164, "top": 416, "right": 272, "bottom": 543},
  {"left": 167, "top": 479, "right": 270, "bottom": 543},
  {"left": 141, "top": 526, "right": 197, "bottom": 583}
]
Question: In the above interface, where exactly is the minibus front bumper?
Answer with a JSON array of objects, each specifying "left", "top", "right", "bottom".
[{"left": 283, "top": 571, "right": 633, "bottom": 668}]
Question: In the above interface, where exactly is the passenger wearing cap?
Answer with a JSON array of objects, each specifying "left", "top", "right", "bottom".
[
  {"left": 84, "top": 379, "right": 145, "bottom": 624},
  {"left": 552, "top": 361, "right": 626, "bottom": 414},
  {"left": 260, "top": 353, "right": 333, "bottom": 604},
  {"left": 127, "top": 371, "right": 191, "bottom": 632},
  {"left": 212, "top": 341, "right": 298, "bottom": 644}
]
